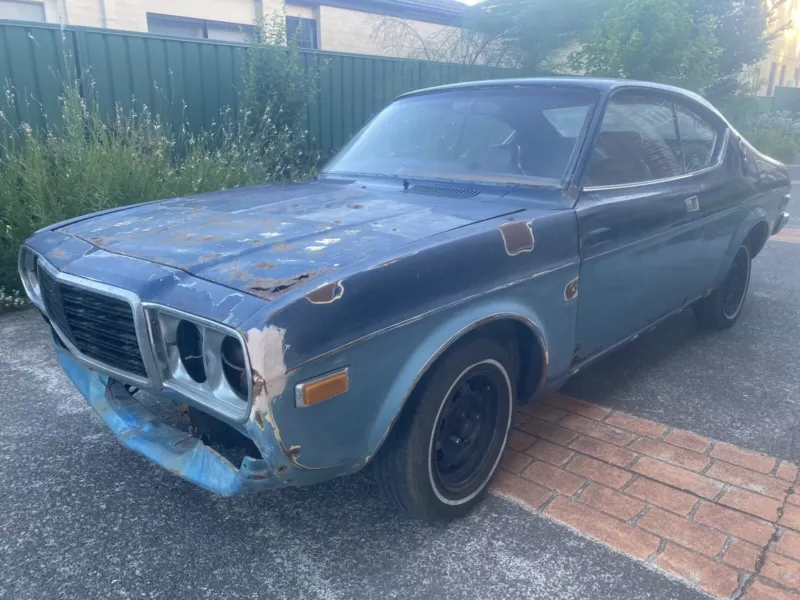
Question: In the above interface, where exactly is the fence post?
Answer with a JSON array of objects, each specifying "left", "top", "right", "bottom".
[{"left": 70, "top": 26, "right": 91, "bottom": 111}]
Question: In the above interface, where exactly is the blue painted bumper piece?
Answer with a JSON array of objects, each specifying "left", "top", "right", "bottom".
[{"left": 56, "top": 348, "right": 278, "bottom": 496}]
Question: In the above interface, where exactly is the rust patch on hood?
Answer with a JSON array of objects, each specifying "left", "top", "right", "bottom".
[
  {"left": 255, "top": 262, "right": 276, "bottom": 270},
  {"left": 305, "top": 281, "right": 345, "bottom": 304},
  {"left": 270, "top": 241, "right": 298, "bottom": 253},
  {"left": 245, "top": 268, "right": 329, "bottom": 301},
  {"left": 499, "top": 221, "right": 535, "bottom": 256},
  {"left": 198, "top": 253, "right": 222, "bottom": 263}
]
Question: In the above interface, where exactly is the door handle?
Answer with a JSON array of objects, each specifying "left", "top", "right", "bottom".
[{"left": 684, "top": 196, "right": 700, "bottom": 212}]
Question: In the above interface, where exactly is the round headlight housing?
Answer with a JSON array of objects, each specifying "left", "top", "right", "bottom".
[
  {"left": 221, "top": 335, "right": 248, "bottom": 399},
  {"left": 176, "top": 320, "right": 206, "bottom": 383}
]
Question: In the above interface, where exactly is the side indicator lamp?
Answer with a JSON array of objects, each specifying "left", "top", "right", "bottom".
[{"left": 295, "top": 368, "right": 349, "bottom": 407}]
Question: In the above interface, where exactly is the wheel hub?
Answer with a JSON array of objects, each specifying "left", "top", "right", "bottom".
[{"left": 432, "top": 370, "right": 501, "bottom": 496}]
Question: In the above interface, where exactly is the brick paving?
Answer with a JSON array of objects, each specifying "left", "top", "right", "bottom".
[
  {"left": 773, "top": 228, "right": 800, "bottom": 244},
  {"left": 491, "top": 393, "right": 800, "bottom": 599}
]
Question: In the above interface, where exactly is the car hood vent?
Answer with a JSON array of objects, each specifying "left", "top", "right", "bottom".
[{"left": 406, "top": 184, "right": 481, "bottom": 199}]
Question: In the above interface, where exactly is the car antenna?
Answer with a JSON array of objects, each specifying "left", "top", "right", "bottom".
[{"left": 403, "top": 178, "right": 410, "bottom": 191}]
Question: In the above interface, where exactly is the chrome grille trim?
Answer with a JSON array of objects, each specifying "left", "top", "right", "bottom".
[{"left": 35, "top": 256, "right": 160, "bottom": 388}]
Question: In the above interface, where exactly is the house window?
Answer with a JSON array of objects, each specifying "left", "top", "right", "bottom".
[
  {"left": 147, "top": 13, "right": 255, "bottom": 43},
  {"left": 0, "top": 0, "right": 45, "bottom": 22},
  {"left": 286, "top": 16, "right": 317, "bottom": 49}
]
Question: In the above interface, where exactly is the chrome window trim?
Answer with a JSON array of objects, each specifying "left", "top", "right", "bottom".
[
  {"left": 144, "top": 303, "right": 253, "bottom": 423},
  {"left": 34, "top": 255, "right": 161, "bottom": 389},
  {"left": 582, "top": 119, "right": 730, "bottom": 193},
  {"left": 295, "top": 367, "right": 349, "bottom": 408}
]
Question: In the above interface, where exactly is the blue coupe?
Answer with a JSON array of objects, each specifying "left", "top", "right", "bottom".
[{"left": 19, "top": 79, "right": 791, "bottom": 521}]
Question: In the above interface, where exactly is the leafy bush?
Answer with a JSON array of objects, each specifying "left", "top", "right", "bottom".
[
  {"left": 243, "top": 12, "right": 321, "bottom": 135},
  {"left": 737, "top": 111, "right": 800, "bottom": 163},
  {"left": 0, "top": 22, "right": 319, "bottom": 310}
]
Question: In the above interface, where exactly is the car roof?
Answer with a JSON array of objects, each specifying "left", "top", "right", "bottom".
[
  {"left": 397, "top": 77, "right": 707, "bottom": 103},
  {"left": 396, "top": 77, "right": 724, "bottom": 125}
]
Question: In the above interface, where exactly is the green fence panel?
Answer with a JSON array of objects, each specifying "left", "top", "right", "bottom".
[
  {"left": 0, "top": 21, "right": 75, "bottom": 132},
  {"left": 0, "top": 19, "right": 519, "bottom": 155},
  {"left": 771, "top": 86, "right": 800, "bottom": 113}
]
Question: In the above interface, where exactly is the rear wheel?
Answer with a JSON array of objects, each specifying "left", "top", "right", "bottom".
[
  {"left": 373, "top": 339, "right": 514, "bottom": 522},
  {"left": 693, "top": 244, "right": 751, "bottom": 330}
]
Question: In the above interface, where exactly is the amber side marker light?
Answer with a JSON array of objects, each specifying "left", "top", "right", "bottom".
[{"left": 296, "top": 369, "right": 349, "bottom": 407}]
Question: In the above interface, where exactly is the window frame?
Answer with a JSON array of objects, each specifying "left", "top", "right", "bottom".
[
  {"left": 146, "top": 13, "right": 256, "bottom": 42},
  {"left": 581, "top": 88, "right": 729, "bottom": 192},
  {"left": 0, "top": 0, "right": 46, "bottom": 22},
  {"left": 672, "top": 99, "right": 724, "bottom": 176},
  {"left": 285, "top": 15, "right": 318, "bottom": 50}
]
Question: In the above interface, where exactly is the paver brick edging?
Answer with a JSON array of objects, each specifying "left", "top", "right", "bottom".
[{"left": 491, "top": 393, "right": 800, "bottom": 600}]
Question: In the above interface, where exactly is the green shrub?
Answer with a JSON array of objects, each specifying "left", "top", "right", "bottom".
[
  {"left": 0, "top": 21, "right": 320, "bottom": 310},
  {"left": 0, "top": 83, "right": 311, "bottom": 305},
  {"left": 736, "top": 111, "right": 800, "bottom": 163}
]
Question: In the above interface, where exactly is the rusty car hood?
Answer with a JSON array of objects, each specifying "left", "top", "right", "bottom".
[{"left": 57, "top": 180, "right": 523, "bottom": 300}]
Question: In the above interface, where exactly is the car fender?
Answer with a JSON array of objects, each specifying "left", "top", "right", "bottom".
[
  {"left": 713, "top": 206, "right": 768, "bottom": 288},
  {"left": 365, "top": 297, "right": 549, "bottom": 460}
]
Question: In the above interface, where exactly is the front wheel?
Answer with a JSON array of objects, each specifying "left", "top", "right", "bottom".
[
  {"left": 693, "top": 244, "right": 752, "bottom": 330},
  {"left": 372, "top": 339, "right": 515, "bottom": 522}
]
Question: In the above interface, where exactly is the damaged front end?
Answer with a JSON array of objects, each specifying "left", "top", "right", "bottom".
[{"left": 21, "top": 246, "right": 333, "bottom": 495}]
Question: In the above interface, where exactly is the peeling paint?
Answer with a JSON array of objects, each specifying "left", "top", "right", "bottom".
[
  {"left": 499, "top": 221, "right": 535, "bottom": 256},
  {"left": 305, "top": 246, "right": 325, "bottom": 252},
  {"left": 244, "top": 268, "right": 328, "bottom": 301},
  {"left": 255, "top": 262, "right": 276, "bottom": 270},
  {"left": 305, "top": 281, "right": 345, "bottom": 304},
  {"left": 270, "top": 241, "right": 298, "bottom": 253},
  {"left": 564, "top": 277, "right": 579, "bottom": 301},
  {"left": 246, "top": 325, "right": 288, "bottom": 440}
]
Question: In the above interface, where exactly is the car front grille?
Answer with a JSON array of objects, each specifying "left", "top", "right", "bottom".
[{"left": 38, "top": 267, "right": 148, "bottom": 378}]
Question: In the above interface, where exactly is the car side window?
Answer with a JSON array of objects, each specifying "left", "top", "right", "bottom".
[
  {"left": 674, "top": 103, "right": 719, "bottom": 172},
  {"left": 586, "top": 94, "right": 683, "bottom": 187}
]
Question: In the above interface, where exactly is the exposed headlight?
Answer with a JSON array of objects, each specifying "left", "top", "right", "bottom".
[
  {"left": 18, "top": 247, "right": 42, "bottom": 308},
  {"left": 147, "top": 306, "right": 252, "bottom": 421}
]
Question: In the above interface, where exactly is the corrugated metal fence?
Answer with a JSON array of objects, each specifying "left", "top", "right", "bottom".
[{"left": 0, "top": 20, "right": 517, "bottom": 154}]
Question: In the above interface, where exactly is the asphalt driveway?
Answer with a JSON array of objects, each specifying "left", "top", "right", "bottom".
[
  {"left": 564, "top": 236, "right": 800, "bottom": 462},
  {"left": 1, "top": 232, "right": 798, "bottom": 599}
]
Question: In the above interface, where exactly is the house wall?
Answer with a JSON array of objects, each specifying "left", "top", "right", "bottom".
[
  {"left": 756, "top": 0, "right": 800, "bottom": 95},
  {"left": 1, "top": 0, "right": 460, "bottom": 59},
  {"left": 317, "top": 4, "right": 456, "bottom": 57}
]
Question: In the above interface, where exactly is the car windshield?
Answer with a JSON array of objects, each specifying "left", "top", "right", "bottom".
[{"left": 323, "top": 86, "right": 599, "bottom": 185}]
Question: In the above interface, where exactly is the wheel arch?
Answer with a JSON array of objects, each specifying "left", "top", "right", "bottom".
[
  {"left": 744, "top": 220, "right": 770, "bottom": 258},
  {"left": 713, "top": 207, "right": 769, "bottom": 288},
  {"left": 366, "top": 308, "right": 549, "bottom": 461}
]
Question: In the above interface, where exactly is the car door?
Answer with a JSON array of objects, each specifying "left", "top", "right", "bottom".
[
  {"left": 672, "top": 100, "right": 754, "bottom": 289},
  {"left": 572, "top": 90, "right": 705, "bottom": 364}
]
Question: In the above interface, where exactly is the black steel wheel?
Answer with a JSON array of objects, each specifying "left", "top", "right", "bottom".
[
  {"left": 693, "top": 244, "right": 751, "bottom": 330},
  {"left": 429, "top": 361, "right": 509, "bottom": 505},
  {"left": 373, "top": 338, "right": 515, "bottom": 522}
]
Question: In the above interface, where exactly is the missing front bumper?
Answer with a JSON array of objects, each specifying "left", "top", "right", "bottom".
[{"left": 56, "top": 347, "right": 278, "bottom": 495}]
